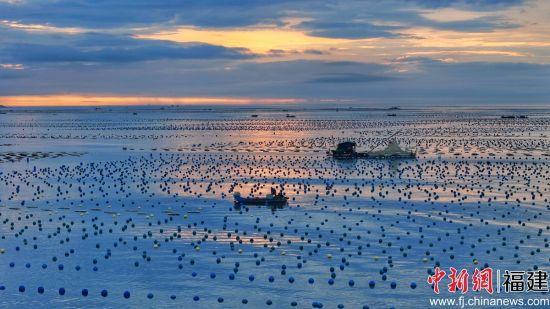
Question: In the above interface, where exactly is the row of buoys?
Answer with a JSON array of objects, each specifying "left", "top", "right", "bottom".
[{"left": 1, "top": 283, "right": 381, "bottom": 307}]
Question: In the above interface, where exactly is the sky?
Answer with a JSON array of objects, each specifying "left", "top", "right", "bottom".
[{"left": 0, "top": 0, "right": 549, "bottom": 107}]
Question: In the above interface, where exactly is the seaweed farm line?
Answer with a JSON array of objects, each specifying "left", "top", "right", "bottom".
[{"left": 0, "top": 107, "right": 549, "bottom": 308}]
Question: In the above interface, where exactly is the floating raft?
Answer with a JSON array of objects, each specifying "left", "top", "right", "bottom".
[{"left": 331, "top": 140, "right": 416, "bottom": 159}]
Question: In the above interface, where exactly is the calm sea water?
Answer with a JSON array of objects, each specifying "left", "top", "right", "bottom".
[{"left": 0, "top": 106, "right": 548, "bottom": 308}]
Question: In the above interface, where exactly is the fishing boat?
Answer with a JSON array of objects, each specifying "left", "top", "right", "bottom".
[{"left": 233, "top": 192, "right": 288, "bottom": 207}]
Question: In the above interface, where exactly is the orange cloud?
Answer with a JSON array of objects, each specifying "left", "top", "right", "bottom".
[
  {"left": 0, "top": 94, "right": 306, "bottom": 107},
  {"left": 135, "top": 26, "right": 349, "bottom": 54}
]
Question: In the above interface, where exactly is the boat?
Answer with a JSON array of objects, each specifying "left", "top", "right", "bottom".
[
  {"left": 331, "top": 142, "right": 358, "bottom": 159},
  {"left": 500, "top": 115, "right": 528, "bottom": 119},
  {"left": 233, "top": 192, "right": 288, "bottom": 207}
]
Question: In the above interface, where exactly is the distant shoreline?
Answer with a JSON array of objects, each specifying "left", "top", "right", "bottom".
[{"left": 1, "top": 104, "right": 549, "bottom": 113}]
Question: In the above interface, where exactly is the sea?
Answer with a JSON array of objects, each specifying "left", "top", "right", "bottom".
[{"left": 0, "top": 105, "right": 548, "bottom": 308}]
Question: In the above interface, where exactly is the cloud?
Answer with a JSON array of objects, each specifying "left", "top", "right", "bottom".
[
  {"left": 0, "top": 0, "right": 526, "bottom": 31},
  {"left": 298, "top": 21, "right": 401, "bottom": 39},
  {"left": 420, "top": 15, "right": 520, "bottom": 32},
  {"left": 1, "top": 34, "right": 254, "bottom": 63},
  {"left": 309, "top": 73, "right": 394, "bottom": 83},
  {"left": 409, "top": 0, "right": 524, "bottom": 10},
  {"left": 3, "top": 59, "right": 548, "bottom": 105},
  {"left": 0, "top": 0, "right": 546, "bottom": 106},
  {"left": 0, "top": 0, "right": 292, "bottom": 29}
]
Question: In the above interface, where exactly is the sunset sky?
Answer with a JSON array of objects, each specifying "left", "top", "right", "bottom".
[{"left": 0, "top": 0, "right": 549, "bottom": 106}]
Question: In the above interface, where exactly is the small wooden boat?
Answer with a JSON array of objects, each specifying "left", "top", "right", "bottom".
[{"left": 233, "top": 192, "right": 288, "bottom": 207}]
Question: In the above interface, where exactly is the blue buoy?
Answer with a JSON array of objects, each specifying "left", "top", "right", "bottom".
[
  {"left": 268, "top": 276, "right": 275, "bottom": 282},
  {"left": 229, "top": 273, "right": 235, "bottom": 280},
  {"left": 291, "top": 301, "right": 298, "bottom": 307},
  {"left": 328, "top": 278, "right": 334, "bottom": 285},
  {"left": 82, "top": 289, "right": 89, "bottom": 297},
  {"left": 38, "top": 287, "right": 44, "bottom": 294},
  {"left": 19, "top": 285, "right": 25, "bottom": 293},
  {"left": 217, "top": 297, "right": 224, "bottom": 303},
  {"left": 242, "top": 299, "right": 248, "bottom": 304},
  {"left": 369, "top": 281, "right": 375, "bottom": 288},
  {"left": 124, "top": 291, "right": 130, "bottom": 299},
  {"left": 249, "top": 275, "right": 255, "bottom": 281},
  {"left": 59, "top": 288, "right": 65, "bottom": 296},
  {"left": 193, "top": 295, "right": 200, "bottom": 301},
  {"left": 266, "top": 299, "right": 273, "bottom": 305},
  {"left": 101, "top": 290, "right": 108, "bottom": 297},
  {"left": 349, "top": 280, "right": 355, "bottom": 287},
  {"left": 170, "top": 295, "right": 176, "bottom": 300},
  {"left": 147, "top": 293, "right": 154, "bottom": 299},
  {"left": 390, "top": 282, "right": 397, "bottom": 289},
  {"left": 308, "top": 278, "right": 315, "bottom": 284}
]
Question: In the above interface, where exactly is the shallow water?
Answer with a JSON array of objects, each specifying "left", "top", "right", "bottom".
[{"left": 0, "top": 106, "right": 548, "bottom": 308}]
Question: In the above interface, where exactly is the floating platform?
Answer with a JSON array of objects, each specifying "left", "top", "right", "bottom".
[{"left": 331, "top": 141, "right": 416, "bottom": 160}]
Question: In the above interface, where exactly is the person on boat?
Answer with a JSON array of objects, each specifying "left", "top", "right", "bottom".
[{"left": 270, "top": 187, "right": 276, "bottom": 195}]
